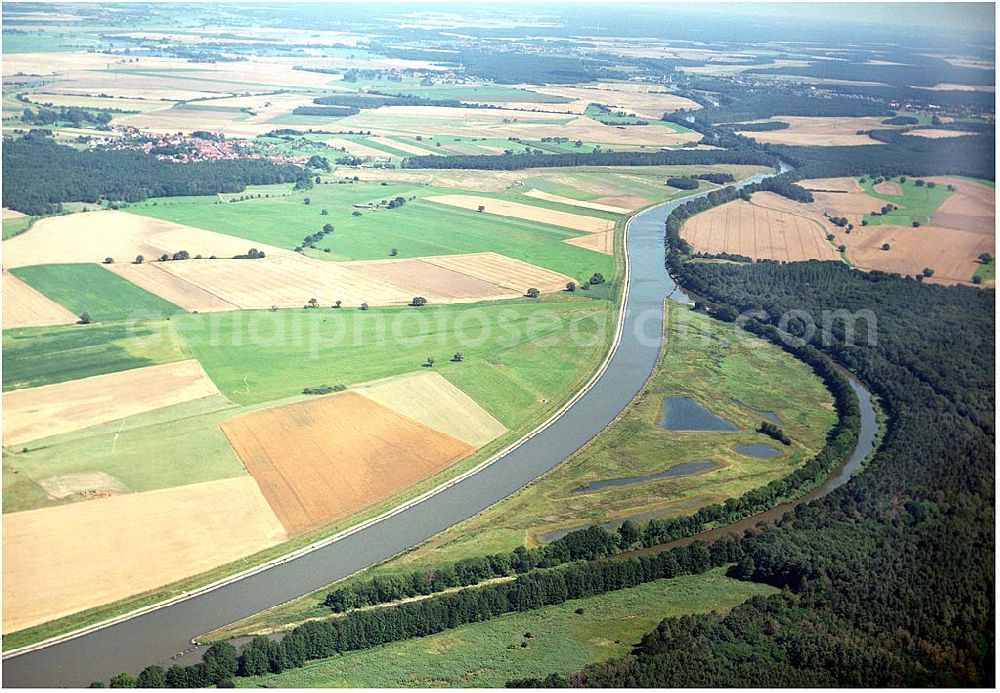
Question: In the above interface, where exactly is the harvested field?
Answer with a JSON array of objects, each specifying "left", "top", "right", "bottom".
[
  {"left": 154, "top": 254, "right": 412, "bottom": 308},
  {"left": 680, "top": 193, "right": 841, "bottom": 262},
  {"left": 369, "top": 136, "right": 440, "bottom": 156},
  {"left": 422, "top": 252, "right": 574, "bottom": 292},
  {"left": 425, "top": 195, "right": 614, "bottom": 233},
  {"left": 221, "top": 393, "right": 473, "bottom": 534},
  {"left": 565, "top": 230, "right": 615, "bottom": 255},
  {"left": 324, "top": 138, "right": 393, "bottom": 159},
  {"left": 737, "top": 116, "right": 899, "bottom": 146},
  {"left": 591, "top": 195, "right": 651, "bottom": 210},
  {"left": 2, "top": 272, "right": 79, "bottom": 329},
  {"left": 1, "top": 210, "right": 288, "bottom": 269},
  {"left": 335, "top": 167, "right": 521, "bottom": 192},
  {"left": 800, "top": 177, "right": 865, "bottom": 193},
  {"left": 528, "top": 84, "right": 700, "bottom": 118},
  {"left": 2, "top": 208, "right": 27, "bottom": 220},
  {"left": 928, "top": 177, "right": 995, "bottom": 234},
  {"left": 2, "top": 360, "right": 220, "bottom": 447},
  {"left": 354, "top": 371, "right": 507, "bottom": 447},
  {"left": 873, "top": 181, "right": 904, "bottom": 196},
  {"left": 905, "top": 128, "right": 976, "bottom": 139},
  {"left": 337, "top": 258, "right": 518, "bottom": 303},
  {"left": 102, "top": 263, "right": 240, "bottom": 313},
  {"left": 37, "top": 472, "right": 126, "bottom": 500},
  {"left": 841, "top": 224, "right": 993, "bottom": 283},
  {"left": 523, "top": 189, "right": 631, "bottom": 214},
  {"left": 2, "top": 476, "right": 285, "bottom": 633}
]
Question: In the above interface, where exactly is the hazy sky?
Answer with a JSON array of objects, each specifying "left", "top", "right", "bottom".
[{"left": 689, "top": 3, "right": 995, "bottom": 32}]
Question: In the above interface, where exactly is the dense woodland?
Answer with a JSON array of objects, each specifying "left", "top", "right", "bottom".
[{"left": 1, "top": 134, "right": 303, "bottom": 215}]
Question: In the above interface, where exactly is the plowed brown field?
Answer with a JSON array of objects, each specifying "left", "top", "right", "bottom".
[
  {"left": 221, "top": 393, "right": 473, "bottom": 534},
  {"left": 523, "top": 189, "right": 631, "bottom": 214},
  {"left": 841, "top": 224, "right": 993, "bottom": 283},
  {"left": 338, "top": 258, "right": 518, "bottom": 302},
  {"left": 928, "top": 177, "right": 995, "bottom": 234}
]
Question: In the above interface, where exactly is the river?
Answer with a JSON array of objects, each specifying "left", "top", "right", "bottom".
[{"left": 2, "top": 165, "right": 874, "bottom": 687}]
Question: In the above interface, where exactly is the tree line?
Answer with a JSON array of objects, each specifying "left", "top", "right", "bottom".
[
  {"left": 516, "top": 252, "right": 994, "bottom": 686},
  {"left": 400, "top": 148, "right": 778, "bottom": 171},
  {"left": 2, "top": 133, "right": 303, "bottom": 215},
  {"left": 95, "top": 539, "right": 742, "bottom": 687}
]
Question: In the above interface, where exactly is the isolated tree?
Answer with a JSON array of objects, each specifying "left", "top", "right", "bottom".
[
  {"left": 390, "top": 247, "right": 398, "bottom": 257},
  {"left": 589, "top": 272, "right": 605, "bottom": 285},
  {"left": 972, "top": 274, "right": 983, "bottom": 285},
  {"left": 306, "top": 298, "right": 319, "bottom": 308},
  {"left": 322, "top": 223, "right": 334, "bottom": 233},
  {"left": 333, "top": 300, "right": 342, "bottom": 308},
  {"left": 303, "top": 197, "right": 311, "bottom": 205},
  {"left": 915, "top": 179, "right": 925, "bottom": 187},
  {"left": 565, "top": 281, "right": 576, "bottom": 292},
  {"left": 922, "top": 267, "right": 935, "bottom": 277},
  {"left": 826, "top": 233, "right": 835, "bottom": 241},
  {"left": 359, "top": 302, "right": 369, "bottom": 311},
  {"left": 160, "top": 253, "right": 169, "bottom": 262},
  {"left": 410, "top": 296, "right": 428, "bottom": 307},
  {"left": 133, "top": 255, "right": 143, "bottom": 264},
  {"left": 103, "top": 257, "right": 114, "bottom": 264},
  {"left": 477, "top": 205, "right": 486, "bottom": 213},
  {"left": 882, "top": 243, "right": 891, "bottom": 251},
  {"left": 979, "top": 253, "right": 992, "bottom": 264},
  {"left": 838, "top": 244, "right": 847, "bottom": 253},
  {"left": 321, "top": 208, "right": 329, "bottom": 215},
  {"left": 525, "top": 287, "right": 540, "bottom": 298},
  {"left": 78, "top": 312, "right": 92, "bottom": 325},
  {"left": 136, "top": 665, "right": 166, "bottom": 689},
  {"left": 912, "top": 221, "right": 921, "bottom": 228},
  {"left": 425, "top": 356, "right": 435, "bottom": 367},
  {"left": 452, "top": 352, "right": 464, "bottom": 362}
]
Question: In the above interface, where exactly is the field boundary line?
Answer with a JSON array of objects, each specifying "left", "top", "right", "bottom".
[{"left": 1, "top": 196, "right": 669, "bottom": 661}]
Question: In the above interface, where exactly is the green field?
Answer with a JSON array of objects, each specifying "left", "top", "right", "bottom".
[
  {"left": 9, "top": 263, "right": 184, "bottom": 323},
  {"left": 3, "top": 395, "right": 246, "bottom": 513},
  {"left": 236, "top": 568, "right": 776, "bottom": 688},
  {"left": 175, "top": 299, "right": 610, "bottom": 419},
  {"left": 2, "top": 216, "right": 34, "bottom": 240},
  {"left": 974, "top": 257, "right": 995, "bottom": 282},
  {"left": 128, "top": 182, "right": 616, "bottom": 282},
  {"left": 209, "top": 303, "right": 834, "bottom": 639},
  {"left": 860, "top": 176, "right": 953, "bottom": 226},
  {"left": 2, "top": 321, "right": 187, "bottom": 391},
  {"left": 584, "top": 104, "right": 692, "bottom": 132}
]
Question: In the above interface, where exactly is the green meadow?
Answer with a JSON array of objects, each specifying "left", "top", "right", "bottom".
[
  {"left": 10, "top": 263, "right": 184, "bottom": 323},
  {"left": 236, "top": 568, "right": 776, "bottom": 688},
  {"left": 128, "top": 182, "right": 616, "bottom": 282},
  {"left": 2, "top": 321, "right": 188, "bottom": 391},
  {"left": 860, "top": 176, "right": 953, "bottom": 226},
  {"left": 2, "top": 216, "right": 34, "bottom": 240}
]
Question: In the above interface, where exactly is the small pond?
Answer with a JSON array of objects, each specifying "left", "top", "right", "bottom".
[
  {"left": 735, "top": 442, "right": 783, "bottom": 458},
  {"left": 573, "top": 460, "right": 720, "bottom": 494},
  {"left": 660, "top": 396, "right": 737, "bottom": 432}
]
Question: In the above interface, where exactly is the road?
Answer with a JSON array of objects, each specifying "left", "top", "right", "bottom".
[{"left": 4, "top": 169, "right": 796, "bottom": 687}]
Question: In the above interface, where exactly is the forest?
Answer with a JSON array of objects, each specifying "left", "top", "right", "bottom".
[
  {"left": 523, "top": 261, "right": 994, "bottom": 687},
  {"left": 1, "top": 133, "right": 303, "bottom": 215}
]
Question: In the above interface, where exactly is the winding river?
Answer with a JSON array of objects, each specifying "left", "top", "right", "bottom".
[{"left": 2, "top": 167, "right": 877, "bottom": 687}]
